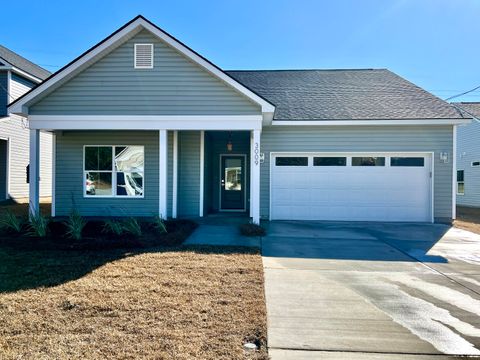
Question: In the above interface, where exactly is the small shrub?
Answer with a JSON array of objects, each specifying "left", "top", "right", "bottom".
[
  {"left": 239, "top": 223, "right": 266, "bottom": 237},
  {"left": 0, "top": 210, "right": 23, "bottom": 233},
  {"left": 153, "top": 215, "right": 168, "bottom": 234},
  {"left": 122, "top": 218, "right": 142, "bottom": 237},
  {"left": 64, "top": 211, "right": 87, "bottom": 240},
  {"left": 102, "top": 220, "right": 124, "bottom": 236},
  {"left": 28, "top": 213, "right": 50, "bottom": 238}
]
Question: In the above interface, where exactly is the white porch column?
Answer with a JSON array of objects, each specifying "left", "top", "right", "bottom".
[
  {"left": 172, "top": 130, "right": 178, "bottom": 218},
  {"left": 452, "top": 125, "right": 457, "bottom": 220},
  {"left": 199, "top": 130, "right": 205, "bottom": 217},
  {"left": 250, "top": 129, "right": 261, "bottom": 224},
  {"left": 29, "top": 129, "right": 40, "bottom": 217},
  {"left": 51, "top": 132, "right": 56, "bottom": 217},
  {"left": 159, "top": 130, "right": 168, "bottom": 219}
]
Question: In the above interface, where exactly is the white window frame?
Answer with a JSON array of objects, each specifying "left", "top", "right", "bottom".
[
  {"left": 134, "top": 43, "right": 154, "bottom": 69},
  {"left": 471, "top": 161, "right": 480, "bottom": 167},
  {"left": 457, "top": 169, "right": 465, "bottom": 196},
  {"left": 83, "top": 145, "right": 145, "bottom": 198}
]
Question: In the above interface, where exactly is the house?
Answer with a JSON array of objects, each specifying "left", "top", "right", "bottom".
[
  {"left": 8, "top": 15, "right": 470, "bottom": 223},
  {"left": 453, "top": 102, "right": 480, "bottom": 207},
  {"left": 0, "top": 45, "right": 52, "bottom": 201}
]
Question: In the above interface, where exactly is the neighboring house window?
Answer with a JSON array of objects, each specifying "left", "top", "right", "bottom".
[
  {"left": 457, "top": 170, "right": 464, "bottom": 195},
  {"left": 84, "top": 146, "right": 144, "bottom": 197},
  {"left": 472, "top": 161, "right": 480, "bottom": 167},
  {"left": 134, "top": 43, "right": 154, "bottom": 68},
  {"left": 352, "top": 157, "right": 385, "bottom": 166}
]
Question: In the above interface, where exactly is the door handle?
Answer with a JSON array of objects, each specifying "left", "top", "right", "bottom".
[{"left": 221, "top": 179, "right": 225, "bottom": 187}]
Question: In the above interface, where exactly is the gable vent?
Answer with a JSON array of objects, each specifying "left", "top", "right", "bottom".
[{"left": 134, "top": 43, "right": 154, "bottom": 69}]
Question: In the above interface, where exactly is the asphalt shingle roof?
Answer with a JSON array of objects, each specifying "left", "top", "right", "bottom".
[
  {"left": 452, "top": 102, "right": 480, "bottom": 119},
  {"left": 0, "top": 45, "right": 50, "bottom": 80},
  {"left": 226, "top": 69, "right": 464, "bottom": 120}
]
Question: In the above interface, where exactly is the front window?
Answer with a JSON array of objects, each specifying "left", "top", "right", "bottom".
[
  {"left": 457, "top": 170, "right": 464, "bottom": 195},
  {"left": 84, "top": 146, "right": 144, "bottom": 197}
]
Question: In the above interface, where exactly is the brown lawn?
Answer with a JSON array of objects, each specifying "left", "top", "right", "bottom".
[
  {"left": 0, "top": 245, "right": 267, "bottom": 359},
  {"left": 454, "top": 206, "right": 480, "bottom": 235}
]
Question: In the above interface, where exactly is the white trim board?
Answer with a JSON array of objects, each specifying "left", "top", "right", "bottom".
[
  {"left": 0, "top": 65, "right": 43, "bottom": 84},
  {"left": 8, "top": 16, "right": 275, "bottom": 117},
  {"left": 272, "top": 119, "right": 471, "bottom": 126},
  {"left": 27, "top": 115, "right": 263, "bottom": 130}
]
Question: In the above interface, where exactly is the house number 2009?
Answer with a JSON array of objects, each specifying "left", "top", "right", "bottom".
[{"left": 254, "top": 142, "right": 260, "bottom": 165}]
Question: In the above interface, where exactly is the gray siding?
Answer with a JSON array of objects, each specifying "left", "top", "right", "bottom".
[
  {"left": 260, "top": 125, "right": 454, "bottom": 221},
  {"left": 30, "top": 30, "right": 260, "bottom": 115},
  {"left": 0, "top": 139, "right": 6, "bottom": 199},
  {"left": 178, "top": 131, "right": 200, "bottom": 217},
  {"left": 457, "top": 120, "right": 480, "bottom": 207},
  {"left": 0, "top": 115, "right": 52, "bottom": 199},
  {"left": 10, "top": 73, "right": 36, "bottom": 101},
  {"left": 55, "top": 131, "right": 159, "bottom": 217},
  {"left": 0, "top": 72, "right": 7, "bottom": 116}
]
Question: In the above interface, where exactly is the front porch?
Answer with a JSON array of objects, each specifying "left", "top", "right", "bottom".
[
  {"left": 158, "top": 129, "right": 262, "bottom": 223},
  {"left": 28, "top": 127, "right": 262, "bottom": 224}
]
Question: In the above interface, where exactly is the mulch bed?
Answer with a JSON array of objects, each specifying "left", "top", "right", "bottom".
[{"left": 0, "top": 219, "right": 197, "bottom": 251}]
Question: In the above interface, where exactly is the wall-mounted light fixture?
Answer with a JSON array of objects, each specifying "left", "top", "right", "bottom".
[
  {"left": 226, "top": 132, "right": 233, "bottom": 152},
  {"left": 440, "top": 152, "right": 449, "bottom": 163}
]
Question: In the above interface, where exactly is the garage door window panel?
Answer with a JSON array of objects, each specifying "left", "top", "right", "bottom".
[
  {"left": 275, "top": 157, "right": 308, "bottom": 166},
  {"left": 352, "top": 157, "right": 385, "bottom": 166},
  {"left": 314, "top": 157, "right": 347, "bottom": 166},
  {"left": 391, "top": 157, "right": 425, "bottom": 167}
]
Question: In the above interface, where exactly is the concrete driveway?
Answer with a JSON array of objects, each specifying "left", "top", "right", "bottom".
[{"left": 262, "top": 222, "right": 480, "bottom": 359}]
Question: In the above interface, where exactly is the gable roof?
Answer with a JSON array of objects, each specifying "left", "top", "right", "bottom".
[
  {"left": 0, "top": 45, "right": 50, "bottom": 81},
  {"left": 8, "top": 15, "right": 274, "bottom": 117},
  {"left": 227, "top": 69, "right": 465, "bottom": 121},
  {"left": 451, "top": 102, "right": 480, "bottom": 119}
]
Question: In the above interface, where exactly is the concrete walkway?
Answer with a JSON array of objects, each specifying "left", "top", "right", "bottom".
[
  {"left": 184, "top": 223, "right": 261, "bottom": 247},
  {"left": 262, "top": 221, "right": 480, "bottom": 359}
]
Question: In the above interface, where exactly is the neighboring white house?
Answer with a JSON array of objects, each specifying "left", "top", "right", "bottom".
[
  {"left": 454, "top": 102, "right": 480, "bottom": 208},
  {"left": 0, "top": 45, "right": 52, "bottom": 201}
]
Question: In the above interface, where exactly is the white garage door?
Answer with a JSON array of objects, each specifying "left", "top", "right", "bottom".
[{"left": 271, "top": 153, "right": 432, "bottom": 222}]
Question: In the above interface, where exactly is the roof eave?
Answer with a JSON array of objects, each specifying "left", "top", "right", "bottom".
[
  {"left": 8, "top": 15, "right": 275, "bottom": 116},
  {"left": 270, "top": 118, "right": 471, "bottom": 126}
]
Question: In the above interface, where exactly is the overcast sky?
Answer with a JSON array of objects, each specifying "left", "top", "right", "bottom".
[{"left": 2, "top": 0, "right": 479, "bottom": 102}]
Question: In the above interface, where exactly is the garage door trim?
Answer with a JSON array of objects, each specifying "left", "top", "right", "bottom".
[{"left": 269, "top": 151, "right": 434, "bottom": 223}]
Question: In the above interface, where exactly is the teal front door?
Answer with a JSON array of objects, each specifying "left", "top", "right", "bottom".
[{"left": 220, "top": 155, "right": 245, "bottom": 211}]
